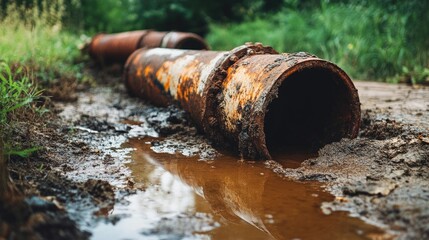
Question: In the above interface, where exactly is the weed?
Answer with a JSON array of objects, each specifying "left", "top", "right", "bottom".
[{"left": 0, "top": 63, "right": 41, "bottom": 125}]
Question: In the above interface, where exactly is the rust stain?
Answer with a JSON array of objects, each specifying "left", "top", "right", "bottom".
[
  {"left": 144, "top": 66, "right": 153, "bottom": 78},
  {"left": 123, "top": 44, "right": 361, "bottom": 159}
]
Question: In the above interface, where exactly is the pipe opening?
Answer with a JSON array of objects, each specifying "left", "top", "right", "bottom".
[
  {"left": 175, "top": 38, "right": 208, "bottom": 50},
  {"left": 265, "top": 66, "right": 356, "bottom": 153}
]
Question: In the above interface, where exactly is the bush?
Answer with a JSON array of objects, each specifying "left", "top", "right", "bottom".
[{"left": 207, "top": 2, "right": 429, "bottom": 82}]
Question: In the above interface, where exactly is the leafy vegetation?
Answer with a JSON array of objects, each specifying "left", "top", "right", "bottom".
[
  {"left": 1, "top": 0, "right": 427, "bottom": 82},
  {"left": 207, "top": 1, "right": 429, "bottom": 82},
  {"left": 0, "top": 0, "right": 86, "bottom": 85},
  {"left": 0, "top": 0, "right": 86, "bottom": 158},
  {"left": 62, "top": 0, "right": 280, "bottom": 35}
]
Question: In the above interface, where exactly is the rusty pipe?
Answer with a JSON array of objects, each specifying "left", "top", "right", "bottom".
[
  {"left": 124, "top": 43, "right": 361, "bottom": 159},
  {"left": 88, "top": 30, "right": 209, "bottom": 64}
]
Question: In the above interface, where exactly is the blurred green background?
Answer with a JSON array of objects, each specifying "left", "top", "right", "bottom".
[{"left": 1, "top": 0, "right": 429, "bottom": 82}]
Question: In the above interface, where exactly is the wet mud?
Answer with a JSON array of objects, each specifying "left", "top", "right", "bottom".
[
  {"left": 2, "top": 78, "right": 428, "bottom": 239},
  {"left": 267, "top": 82, "right": 429, "bottom": 239}
]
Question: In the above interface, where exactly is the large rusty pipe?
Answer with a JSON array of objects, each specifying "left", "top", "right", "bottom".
[
  {"left": 124, "top": 43, "right": 361, "bottom": 159},
  {"left": 88, "top": 30, "right": 209, "bottom": 64}
]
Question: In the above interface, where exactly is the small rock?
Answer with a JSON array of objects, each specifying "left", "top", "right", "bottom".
[
  {"left": 320, "top": 203, "right": 332, "bottom": 215},
  {"left": 345, "top": 181, "right": 397, "bottom": 196},
  {"left": 113, "top": 124, "right": 130, "bottom": 133},
  {"left": 25, "top": 196, "right": 59, "bottom": 212},
  {"left": 84, "top": 179, "right": 115, "bottom": 203},
  {"left": 418, "top": 135, "right": 429, "bottom": 144}
]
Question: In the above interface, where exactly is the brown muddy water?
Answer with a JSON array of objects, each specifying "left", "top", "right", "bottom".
[
  {"left": 88, "top": 137, "right": 385, "bottom": 240},
  {"left": 50, "top": 84, "right": 426, "bottom": 239}
]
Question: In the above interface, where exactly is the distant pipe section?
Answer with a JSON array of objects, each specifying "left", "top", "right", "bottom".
[
  {"left": 88, "top": 30, "right": 209, "bottom": 64},
  {"left": 124, "top": 43, "right": 361, "bottom": 159}
]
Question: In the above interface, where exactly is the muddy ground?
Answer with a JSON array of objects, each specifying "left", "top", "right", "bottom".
[
  {"left": 267, "top": 82, "right": 429, "bottom": 239},
  {"left": 1, "top": 71, "right": 428, "bottom": 239}
]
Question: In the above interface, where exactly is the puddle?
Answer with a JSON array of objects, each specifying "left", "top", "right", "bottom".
[{"left": 89, "top": 138, "right": 385, "bottom": 240}]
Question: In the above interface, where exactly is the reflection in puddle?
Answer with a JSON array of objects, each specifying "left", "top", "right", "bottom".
[
  {"left": 91, "top": 138, "right": 385, "bottom": 240},
  {"left": 90, "top": 156, "right": 219, "bottom": 240}
]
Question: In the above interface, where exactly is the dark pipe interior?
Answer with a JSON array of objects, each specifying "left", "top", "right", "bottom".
[
  {"left": 176, "top": 38, "right": 208, "bottom": 50},
  {"left": 265, "top": 67, "right": 353, "bottom": 152}
]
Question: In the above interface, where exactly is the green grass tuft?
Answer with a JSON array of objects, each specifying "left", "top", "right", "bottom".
[
  {"left": 0, "top": 62, "right": 41, "bottom": 125},
  {"left": 5, "top": 146, "right": 42, "bottom": 158},
  {"left": 0, "top": 62, "right": 42, "bottom": 158}
]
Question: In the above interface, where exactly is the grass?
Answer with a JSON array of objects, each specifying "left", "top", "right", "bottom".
[
  {"left": 206, "top": 3, "right": 429, "bottom": 83},
  {"left": 0, "top": 1, "right": 87, "bottom": 85},
  {"left": 0, "top": 0, "right": 88, "bottom": 158},
  {"left": 0, "top": 62, "right": 43, "bottom": 158},
  {"left": 0, "top": 63, "right": 41, "bottom": 125},
  {"left": 0, "top": 1, "right": 81, "bottom": 197},
  {"left": 0, "top": 27, "right": 84, "bottom": 84}
]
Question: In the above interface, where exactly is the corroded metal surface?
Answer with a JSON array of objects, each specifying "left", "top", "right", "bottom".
[
  {"left": 218, "top": 53, "right": 360, "bottom": 158},
  {"left": 124, "top": 44, "right": 276, "bottom": 129},
  {"left": 88, "top": 30, "right": 209, "bottom": 64},
  {"left": 89, "top": 30, "right": 149, "bottom": 64},
  {"left": 124, "top": 44, "right": 361, "bottom": 159}
]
